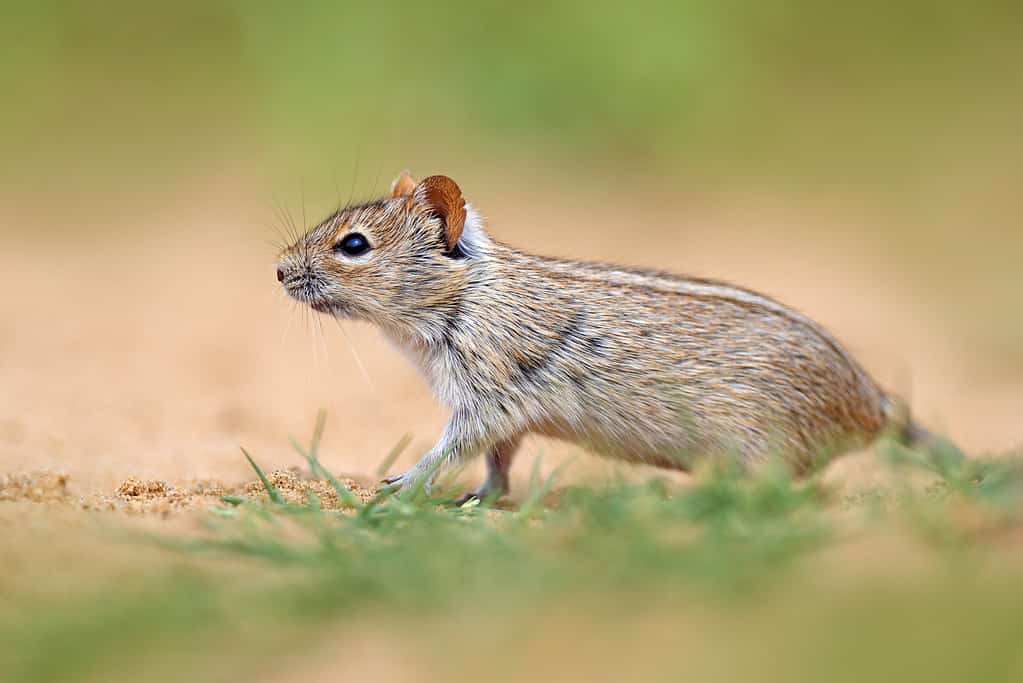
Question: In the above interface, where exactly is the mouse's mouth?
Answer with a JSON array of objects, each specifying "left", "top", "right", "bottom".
[
  {"left": 277, "top": 267, "right": 349, "bottom": 317},
  {"left": 280, "top": 278, "right": 334, "bottom": 313}
]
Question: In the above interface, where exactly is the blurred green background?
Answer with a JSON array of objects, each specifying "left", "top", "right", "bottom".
[{"left": 3, "top": 0, "right": 1021, "bottom": 210}]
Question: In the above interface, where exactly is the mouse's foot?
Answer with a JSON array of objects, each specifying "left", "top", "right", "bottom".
[
  {"left": 378, "top": 474, "right": 401, "bottom": 492},
  {"left": 379, "top": 468, "right": 432, "bottom": 499},
  {"left": 453, "top": 484, "right": 507, "bottom": 507},
  {"left": 453, "top": 490, "right": 481, "bottom": 507},
  {"left": 378, "top": 471, "right": 412, "bottom": 496}
]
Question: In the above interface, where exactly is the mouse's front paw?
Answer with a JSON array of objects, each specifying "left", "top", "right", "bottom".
[
  {"left": 379, "top": 469, "right": 430, "bottom": 499},
  {"left": 378, "top": 471, "right": 407, "bottom": 494}
]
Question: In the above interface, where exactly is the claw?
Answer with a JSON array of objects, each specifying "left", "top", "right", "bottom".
[
  {"left": 453, "top": 486, "right": 506, "bottom": 507},
  {"left": 453, "top": 491, "right": 480, "bottom": 507},
  {"left": 378, "top": 461, "right": 442, "bottom": 499},
  {"left": 378, "top": 473, "right": 406, "bottom": 493},
  {"left": 378, "top": 469, "right": 429, "bottom": 499}
]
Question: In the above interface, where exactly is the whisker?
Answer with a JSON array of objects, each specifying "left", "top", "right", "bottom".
[
  {"left": 283, "top": 204, "right": 300, "bottom": 241},
  {"left": 274, "top": 196, "right": 297, "bottom": 242},
  {"left": 301, "top": 303, "right": 318, "bottom": 372},
  {"left": 300, "top": 179, "right": 307, "bottom": 239},
  {"left": 331, "top": 315, "right": 374, "bottom": 388},
  {"left": 271, "top": 197, "right": 287, "bottom": 237},
  {"left": 280, "top": 203, "right": 308, "bottom": 261},
  {"left": 313, "top": 309, "right": 330, "bottom": 372},
  {"left": 265, "top": 236, "right": 288, "bottom": 251},
  {"left": 333, "top": 168, "right": 342, "bottom": 212},
  {"left": 280, "top": 298, "right": 299, "bottom": 350},
  {"left": 271, "top": 198, "right": 297, "bottom": 245},
  {"left": 370, "top": 156, "right": 383, "bottom": 200},
  {"left": 347, "top": 138, "right": 364, "bottom": 211}
]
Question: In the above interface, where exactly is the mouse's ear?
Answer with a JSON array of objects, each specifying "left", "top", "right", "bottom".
[
  {"left": 390, "top": 170, "right": 417, "bottom": 198},
  {"left": 414, "top": 175, "right": 466, "bottom": 250}
]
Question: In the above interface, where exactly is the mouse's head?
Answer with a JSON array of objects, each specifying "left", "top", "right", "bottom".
[{"left": 276, "top": 172, "right": 483, "bottom": 336}]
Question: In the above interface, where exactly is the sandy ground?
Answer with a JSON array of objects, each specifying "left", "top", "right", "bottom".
[{"left": 1, "top": 181, "right": 1021, "bottom": 508}]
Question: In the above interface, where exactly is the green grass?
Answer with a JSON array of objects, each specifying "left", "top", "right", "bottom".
[{"left": 2, "top": 424, "right": 1023, "bottom": 682}]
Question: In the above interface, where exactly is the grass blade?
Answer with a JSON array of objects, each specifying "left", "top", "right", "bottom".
[
  {"left": 375, "top": 433, "right": 412, "bottom": 478},
  {"left": 289, "top": 415, "right": 363, "bottom": 509},
  {"left": 308, "top": 409, "right": 327, "bottom": 464},
  {"left": 240, "top": 447, "right": 286, "bottom": 505},
  {"left": 518, "top": 456, "right": 572, "bottom": 518}
]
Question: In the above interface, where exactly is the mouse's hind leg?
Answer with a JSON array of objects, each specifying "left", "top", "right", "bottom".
[{"left": 454, "top": 436, "right": 522, "bottom": 506}]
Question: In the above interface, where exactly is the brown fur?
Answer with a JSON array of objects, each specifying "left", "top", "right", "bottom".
[{"left": 277, "top": 172, "right": 911, "bottom": 500}]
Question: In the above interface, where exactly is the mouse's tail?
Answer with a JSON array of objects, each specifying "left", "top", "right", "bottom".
[
  {"left": 882, "top": 394, "right": 965, "bottom": 466},
  {"left": 881, "top": 394, "right": 915, "bottom": 442}
]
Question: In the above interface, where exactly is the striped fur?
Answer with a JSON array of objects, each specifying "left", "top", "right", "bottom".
[{"left": 277, "top": 174, "right": 900, "bottom": 500}]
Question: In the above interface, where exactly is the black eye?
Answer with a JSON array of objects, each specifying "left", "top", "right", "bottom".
[{"left": 334, "top": 232, "right": 371, "bottom": 256}]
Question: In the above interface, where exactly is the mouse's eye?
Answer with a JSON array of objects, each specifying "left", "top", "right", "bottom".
[{"left": 334, "top": 232, "right": 371, "bottom": 257}]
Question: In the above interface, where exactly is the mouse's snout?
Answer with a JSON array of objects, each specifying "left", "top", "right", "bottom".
[
  {"left": 275, "top": 255, "right": 299, "bottom": 292},
  {"left": 276, "top": 252, "right": 326, "bottom": 308},
  {"left": 275, "top": 252, "right": 302, "bottom": 288}
]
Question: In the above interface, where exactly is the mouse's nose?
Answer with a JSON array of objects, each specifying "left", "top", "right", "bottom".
[{"left": 276, "top": 266, "right": 285, "bottom": 283}]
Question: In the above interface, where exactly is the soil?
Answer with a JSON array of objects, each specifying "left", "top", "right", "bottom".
[{"left": 0, "top": 468, "right": 377, "bottom": 517}]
